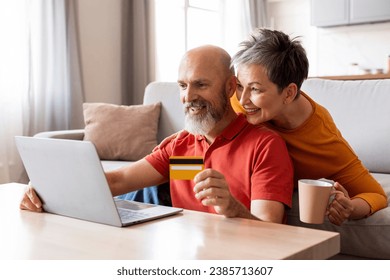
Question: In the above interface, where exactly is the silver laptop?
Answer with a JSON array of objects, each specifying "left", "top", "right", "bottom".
[{"left": 15, "top": 136, "right": 182, "bottom": 227}]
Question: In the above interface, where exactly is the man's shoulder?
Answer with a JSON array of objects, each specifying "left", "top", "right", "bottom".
[
  {"left": 244, "top": 123, "right": 282, "bottom": 139},
  {"left": 236, "top": 123, "right": 287, "bottom": 150}
]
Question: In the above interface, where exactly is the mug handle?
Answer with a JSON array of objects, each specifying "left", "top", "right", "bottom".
[{"left": 318, "top": 178, "right": 336, "bottom": 203}]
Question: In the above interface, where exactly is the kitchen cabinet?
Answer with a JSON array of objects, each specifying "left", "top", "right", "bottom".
[
  {"left": 311, "top": 0, "right": 390, "bottom": 27},
  {"left": 311, "top": 0, "right": 349, "bottom": 27},
  {"left": 350, "top": 0, "right": 390, "bottom": 24}
]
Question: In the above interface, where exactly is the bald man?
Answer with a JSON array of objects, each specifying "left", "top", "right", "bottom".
[{"left": 20, "top": 45, "right": 293, "bottom": 223}]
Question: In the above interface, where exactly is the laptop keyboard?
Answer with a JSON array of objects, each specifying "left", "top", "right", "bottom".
[
  {"left": 115, "top": 199, "right": 155, "bottom": 210},
  {"left": 114, "top": 199, "right": 157, "bottom": 222},
  {"left": 117, "top": 208, "right": 150, "bottom": 221}
]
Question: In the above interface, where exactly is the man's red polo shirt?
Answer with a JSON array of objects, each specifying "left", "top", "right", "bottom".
[{"left": 145, "top": 114, "right": 293, "bottom": 213}]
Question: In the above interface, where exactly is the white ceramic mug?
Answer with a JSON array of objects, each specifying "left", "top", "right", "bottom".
[{"left": 298, "top": 179, "right": 333, "bottom": 224}]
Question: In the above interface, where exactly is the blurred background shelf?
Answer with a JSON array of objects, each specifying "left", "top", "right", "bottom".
[{"left": 313, "top": 73, "right": 390, "bottom": 80}]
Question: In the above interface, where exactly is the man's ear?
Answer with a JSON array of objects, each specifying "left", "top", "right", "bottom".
[
  {"left": 284, "top": 83, "right": 298, "bottom": 104},
  {"left": 226, "top": 76, "right": 237, "bottom": 98}
]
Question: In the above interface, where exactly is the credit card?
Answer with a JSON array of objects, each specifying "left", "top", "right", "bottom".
[{"left": 169, "top": 156, "right": 204, "bottom": 180}]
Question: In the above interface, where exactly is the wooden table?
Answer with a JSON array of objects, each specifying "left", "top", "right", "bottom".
[{"left": 0, "top": 183, "right": 339, "bottom": 260}]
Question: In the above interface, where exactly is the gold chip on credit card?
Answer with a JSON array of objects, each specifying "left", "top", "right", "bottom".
[{"left": 169, "top": 156, "right": 204, "bottom": 180}]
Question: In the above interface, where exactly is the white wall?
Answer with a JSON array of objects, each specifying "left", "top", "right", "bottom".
[
  {"left": 76, "top": 0, "right": 122, "bottom": 104},
  {"left": 268, "top": 0, "right": 390, "bottom": 76}
]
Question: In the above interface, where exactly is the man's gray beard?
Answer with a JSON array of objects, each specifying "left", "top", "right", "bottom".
[
  {"left": 184, "top": 112, "right": 217, "bottom": 135},
  {"left": 183, "top": 89, "right": 228, "bottom": 135}
]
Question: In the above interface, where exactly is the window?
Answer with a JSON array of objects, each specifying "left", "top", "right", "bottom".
[
  {"left": 154, "top": 0, "right": 250, "bottom": 81},
  {"left": 186, "top": 0, "right": 222, "bottom": 50}
]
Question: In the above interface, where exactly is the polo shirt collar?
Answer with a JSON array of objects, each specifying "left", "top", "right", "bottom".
[
  {"left": 221, "top": 113, "right": 248, "bottom": 140},
  {"left": 196, "top": 113, "right": 248, "bottom": 141}
]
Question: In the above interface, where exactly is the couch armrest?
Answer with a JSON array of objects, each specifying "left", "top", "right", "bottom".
[{"left": 34, "top": 129, "right": 85, "bottom": 141}]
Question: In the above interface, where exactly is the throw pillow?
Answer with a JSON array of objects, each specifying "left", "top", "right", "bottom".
[{"left": 83, "top": 102, "right": 161, "bottom": 161}]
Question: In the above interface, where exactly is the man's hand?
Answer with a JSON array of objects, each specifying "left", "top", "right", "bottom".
[
  {"left": 193, "top": 169, "right": 241, "bottom": 217},
  {"left": 19, "top": 185, "right": 43, "bottom": 212}
]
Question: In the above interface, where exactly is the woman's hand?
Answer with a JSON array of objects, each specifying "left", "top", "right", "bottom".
[
  {"left": 326, "top": 182, "right": 353, "bottom": 226},
  {"left": 154, "top": 130, "right": 189, "bottom": 151}
]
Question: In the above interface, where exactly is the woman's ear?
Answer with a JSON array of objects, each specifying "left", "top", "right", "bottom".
[{"left": 284, "top": 83, "right": 298, "bottom": 104}]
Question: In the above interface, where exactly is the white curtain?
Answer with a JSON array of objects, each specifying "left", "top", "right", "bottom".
[
  {"left": 245, "top": 0, "right": 268, "bottom": 31},
  {"left": 121, "top": 0, "right": 156, "bottom": 105},
  {"left": 222, "top": 0, "right": 268, "bottom": 55},
  {"left": 0, "top": 0, "right": 84, "bottom": 184}
]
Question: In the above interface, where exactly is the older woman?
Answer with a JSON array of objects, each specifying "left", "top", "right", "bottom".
[{"left": 231, "top": 28, "right": 387, "bottom": 226}]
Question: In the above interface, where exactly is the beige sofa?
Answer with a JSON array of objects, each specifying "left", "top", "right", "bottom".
[
  {"left": 289, "top": 78, "right": 390, "bottom": 260},
  {"left": 35, "top": 79, "right": 390, "bottom": 259}
]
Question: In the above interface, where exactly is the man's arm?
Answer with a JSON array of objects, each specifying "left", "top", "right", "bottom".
[
  {"left": 106, "top": 158, "right": 167, "bottom": 196},
  {"left": 250, "top": 200, "right": 285, "bottom": 223}
]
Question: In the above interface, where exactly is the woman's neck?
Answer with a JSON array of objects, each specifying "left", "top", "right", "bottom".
[{"left": 271, "top": 93, "right": 313, "bottom": 130}]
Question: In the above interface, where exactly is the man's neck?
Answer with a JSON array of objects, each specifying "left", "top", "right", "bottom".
[{"left": 204, "top": 110, "right": 238, "bottom": 144}]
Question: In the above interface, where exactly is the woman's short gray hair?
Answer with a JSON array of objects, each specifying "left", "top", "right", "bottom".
[{"left": 231, "top": 28, "right": 309, "bottom": 92}]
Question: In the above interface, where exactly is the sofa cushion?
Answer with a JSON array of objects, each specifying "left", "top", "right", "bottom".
[
  {"left": 83, "top": 102, "right": 161, "bottom": 161},
  {"left": 287, "top": 172, "right": 390, "bottom": 259},
  {"left": 301, "top": 79, "right": 390, "bottom": 174}
]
